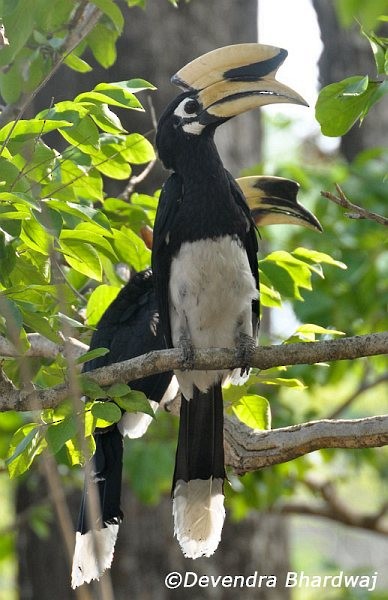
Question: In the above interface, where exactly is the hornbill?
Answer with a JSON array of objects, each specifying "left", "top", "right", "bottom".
[
  {"left": 71, "top": 173, "right": 320, "bottom": 586},
  {"left": 71, "top": 269, "right": 179, "bottom": 588},
  {"left": 152, "top": 43, "right": 308, "bottom": 559}
]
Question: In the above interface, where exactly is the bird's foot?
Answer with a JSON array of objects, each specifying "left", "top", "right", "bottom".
[
  {"left": 179, "top": 335, "right": 195, "bottom": 370},
  {"left": 235, "top": 332, "right": 256, "bottom": 377}
]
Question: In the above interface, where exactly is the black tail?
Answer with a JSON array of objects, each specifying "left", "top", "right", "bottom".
[
  {"left": 172, "top": 384, "right": 226, "bottom": 559},
  {"left": 71, "top": 426, "right": 123, "bottom": 588}
]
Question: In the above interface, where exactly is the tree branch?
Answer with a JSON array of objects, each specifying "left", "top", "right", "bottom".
[
  {"left": 224, "top": 415, "right": 388, "bottom": 474},
  {"left": 321, "top": 184, "right": 388, "bottom": 226},
  {"left": 0, "top": 333, "right": 87, "bottom": 360},
  {"left": 273, "top": 500, "right": 388, "bottom": 536},
  {"left": 0, "top": 332, "right": 387, "bottom": 474},
  {"left": 273, "top": 477, "right": 388, "bottom": 535},
  {"left": 0, "top": 331, "right": 386, "bottom": 412}
]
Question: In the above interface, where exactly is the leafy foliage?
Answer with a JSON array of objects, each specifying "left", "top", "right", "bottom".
[
  {"left": 0, "top": 1, "right": 386, "bottom": 587},
  {"left": 316, "top": 27, "right": 388, "bottom": 136}
]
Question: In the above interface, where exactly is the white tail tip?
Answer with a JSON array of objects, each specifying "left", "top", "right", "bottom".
[
  {"left": 71, "top": 523, "right": 119, "bottom": 588},
  {"left": 173, "top": 478, "right": 225, "bottom": 559}
]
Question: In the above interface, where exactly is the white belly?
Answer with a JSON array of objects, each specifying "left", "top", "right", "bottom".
[{"left": 169, "top": 236, "right": 258, "bottom": 397}]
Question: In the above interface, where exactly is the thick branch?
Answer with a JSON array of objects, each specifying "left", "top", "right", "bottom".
[
  {"left": 0, "top": 332, "right": 387, "bottom": 411},
  {"left": 224, "top": 415, "right": 388, "bottom": 473}
]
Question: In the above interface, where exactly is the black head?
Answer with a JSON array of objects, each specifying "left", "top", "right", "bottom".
[
  {"left": 156, "top": 91, "right": 223, "bottom": 170},
  {"left": 156, "top": 43, "right": 308, "bottom": 170}
]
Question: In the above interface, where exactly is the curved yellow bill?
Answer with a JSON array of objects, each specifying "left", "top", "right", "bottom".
[
  {"left": 172, "top": 43, "right": 308, "bottom": 118},
  {"left": 236, "top": 176, "right": 322, "bottom": 232},
  {"left": 173, "top": 43, "right": 289, "bottom": 91}
]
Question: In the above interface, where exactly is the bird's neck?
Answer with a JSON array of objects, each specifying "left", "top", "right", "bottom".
[{"left": 174, "top": 136, "right": 226, "bottom": 190}]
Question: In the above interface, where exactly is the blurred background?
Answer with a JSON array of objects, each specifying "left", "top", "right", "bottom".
[{"left": 0, "top": 0, "right": 387, "bottom": 598}]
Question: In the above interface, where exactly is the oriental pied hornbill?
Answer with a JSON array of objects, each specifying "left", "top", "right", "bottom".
[
  {"left": 71, "top": 174, "right": 320, "bottom": 587},
  {"left": 151, "top": 43, "right": 308, "bottom": 560},
  {"left": 72, "top": 42, "right": 312, "bottom": 585}
]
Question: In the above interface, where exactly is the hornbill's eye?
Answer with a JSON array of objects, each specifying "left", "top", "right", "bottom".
[{"left": 184, "top": 99, "right": 199, "bottom": 115}]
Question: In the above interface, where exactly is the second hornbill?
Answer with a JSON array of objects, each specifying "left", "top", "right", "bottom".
[{"left": 152, "top": 43, "right": 308, "bottom": 559}]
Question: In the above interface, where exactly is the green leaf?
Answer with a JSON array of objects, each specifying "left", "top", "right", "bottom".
[
  {"left": 113, "top": 227, "right": 151, "bottom": 271},
  {"left": 114, "top": 390, "right": 155, "bottom": 418},
  {"left": 292, "top": 248, "right": 347, "bottom": 270},
  {"left": 80, "top": 377, "right": 107, "bottom": 400},
  {"left": 60, "top": 225, "right": 115, "bottom": 252},
  {"left": 91, "top": 401, "right": 122, "bottom": 424},
  {"left": 107, "top": 383, "right": 132, "bottom": 397},
  {"left": 334, "top": 0, "right": 388, "bottom": 30},
  {"left": 64, "top": 53, "right": 92, "bottom": 73},
  {"left": 122, "top": 133, "right": 156, "bottom": 164},
  {"left": 46, "top": 416, "right": 78, "bottom": 454},
  {"left": 0, "top": 64, "right": 23, "bottom": 104},
  {"left": 0, "top": 1, "right": 35, "bottom": 67},
  {"left": 232, "top": 395, "right": 271, "bottom": 431},
  {"left": 257, "top": 376, "right": 307, "bottom": 389},
  {"left": 87, "top": 23, "right": 118, "bottom": 69},
  {"left": 89, "top": 0, "right": 124, "bottom": 32},
  {"left": 260, "top": 251, "right": 312, "bottom": 300},
  {"left": 0, "top": 119, "right": 72, "bottom": 143},
  {"left": 59, "top": 115, "right": 100, "bottom": 150},
  {"left": 22, "top": 312, "right": 62, "bottom": 344},
  {"left": 76, "top": 347, "right": 110, "bottom": 365},
  {"left": 86, "top": 284, "right": 121, "bottom": 326},
  {"left": 291, "top": 323, "right": 346, "bottom": 342},
  {"left": 6, "top": 423, "right": 47, "bottom": 478},
  {"left": 89, "top": 140, "right": 132, "bottom": 179},
  {"left": 32, "top": 205, "right": 63, "bottom": 237},
  {"left": 58, "top": 237, "right": 102, "bottom": 281},
  {"left": 315, "top": 76, "right": 385, "bottom": 136},
  {"left": 342, "top": 75, "right": 369, "bottom": 96},
  {"left": 76, "top": 85, "right": 144, "bottom": 111},
  {"left": 0, "top": 295, "right": 23, "bottom": 336},
  {"left": 86, "top": 102, "right": 126, "bottom": 134},
  {"left": 46, "top": 201, "right": 111, "bottom": 231},
  {"left": 259, "top": 282, "right": 282, "bottom": 308},
  {"left": 65, "top": 436, "right": 94, "bottom": 466}
]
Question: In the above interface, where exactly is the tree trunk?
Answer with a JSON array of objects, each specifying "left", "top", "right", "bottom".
[{"left": 312, "top": 0, "right": 388, "bottom": 161}]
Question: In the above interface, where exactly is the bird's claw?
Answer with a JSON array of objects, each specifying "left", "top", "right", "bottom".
[
  {"left": 235, "top": 332, "right": 256, "bottom": 376},
  {"left": 179, "top": 336, "right": 195, "bottom": 370}
]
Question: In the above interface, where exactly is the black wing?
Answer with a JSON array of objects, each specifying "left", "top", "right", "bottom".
[
  {"left": 83, "top": 268, "right": 171, "bottom": 401},
  {"left": 152, "top": 173, "right": 184, "bottom": 348},
  {"left": 226, "top": 171, "right": 260, "bottom": 338}
]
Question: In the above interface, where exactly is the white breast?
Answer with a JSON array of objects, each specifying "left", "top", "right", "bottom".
[{"left": 169, "top": 235, "right": 258, "bottom": 398}]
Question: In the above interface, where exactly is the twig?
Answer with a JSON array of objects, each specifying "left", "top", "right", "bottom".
[
  {"left": 0, "top": 331, "right": 386, "bottom": 412},
  {"left": 274, "top": 499, "right": 388, "bottom": 535},
  {"left": 119, "top": 159, "right": 157, "bottom": 200},
  {"left": 292, "top": 477, "right": 388, "bottom": 534},
  {"left": 321, "top": 184, "right": 388, "bottom": 226}
]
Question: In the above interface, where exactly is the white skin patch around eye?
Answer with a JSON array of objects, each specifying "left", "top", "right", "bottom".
[{"left": 174, "top": 99, "right": 205, "bottom": 136}]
